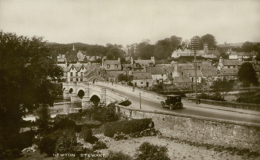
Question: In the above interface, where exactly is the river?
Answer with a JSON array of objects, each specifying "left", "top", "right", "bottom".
[{"left": 23, "top": 102, "right": 82, "bottom": 121}]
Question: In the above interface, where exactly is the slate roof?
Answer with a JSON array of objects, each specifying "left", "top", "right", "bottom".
[
  {"left": 181, "top": 70, "right": 203, "bottom": 77},
  {"left": 222, "top": 60, "right": 243, "bottom": 66},
  {"left": 106, "top": 71, "right": 125, "bottom": 78},
  {"left": 132, "top": 72, "right": 152, "bottom": 80},
  {"left": 135, "top": 60, "right": 153, "bottom": 65},
  {"left": 148, "top": 67, "right": 166, "bottom": 74},
  {"left": 201, "top": 69, "right": 222, "bottom": 77},
  {"left": 173, "top": 77, "right": 191, "bottom": 83},
  {"left": 178, "top": 64, "right": 194, "bottom": 70},
  {"left": 222, "top": 68, "right": 238, "bottom": 76},
  {"left": 207, "top": 50, "right": 221, "bottom": 56},
  {"left": 103, "top": 60, "right": 121, "bottom": 65}
]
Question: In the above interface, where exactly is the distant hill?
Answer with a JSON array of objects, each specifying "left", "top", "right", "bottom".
[{"left": 218, "top": 42, "right": 260, "bottom": 48}]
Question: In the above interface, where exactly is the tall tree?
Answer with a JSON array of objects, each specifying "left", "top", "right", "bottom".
[
  {"left": 200, "top": 34, "right": 217, "bottom": 49},
  {"left": 154, "top": 39, "right": 172, "bottom": 59},
  {"left": 238, "top": 62, "right": 258, "bottom": 87},
  {"left": 136, "top": 40, "right": 155, "bottom": 59},
  {"left": 0, "top": 31, "right": 63, "bottom": 150},
  {"left": 241, "top": 41, "right": 254, "bottom": 52},
  {"left": 170, "top": 35, "right": 182, "bottom": 50}
]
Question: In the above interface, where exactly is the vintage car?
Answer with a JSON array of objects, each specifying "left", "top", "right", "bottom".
[{"left": 160, "top": 95, "right": 183, "bottom": 110}]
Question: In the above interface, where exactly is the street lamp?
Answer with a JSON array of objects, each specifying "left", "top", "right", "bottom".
[{"left": 191, "top": 36, "right": 200, "bottom": 104}]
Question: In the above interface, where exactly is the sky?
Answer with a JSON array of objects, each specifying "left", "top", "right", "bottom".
[{"left": 1, "top": 0, "right": 260, "bottom": 46}]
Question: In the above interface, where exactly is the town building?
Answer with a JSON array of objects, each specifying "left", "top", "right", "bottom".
[
  {"left": 102, "top": 58, "right": 122, "bottom": 71},
  {"left": 132, "top": 71, "right": 153, "bottom": 87}
]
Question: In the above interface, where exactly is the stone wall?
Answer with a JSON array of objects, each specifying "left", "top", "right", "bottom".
[
  {"left": 187, "top": 98, "right": 260, "bottom": 111},
  {"left": 117, "top": 106, "right": 260, "bottom": 151}
]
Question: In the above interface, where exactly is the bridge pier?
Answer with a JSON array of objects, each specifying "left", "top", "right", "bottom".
[{"left": 81, "top": 96, "right": 92, "bottom": 110}]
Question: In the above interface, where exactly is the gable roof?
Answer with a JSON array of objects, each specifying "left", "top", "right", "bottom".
[
  {"left": 103, "top": 60, "right": 120, "bottom": 65},
  {"left": 132, "top": 72, "right": 152, "bottom": 80},
  {"left": 135, "top": 60, "right": 153, "bottom": 65},
  {"left": 201, "top": 69, "right": 222, "bottom": 77},
  {"left": 222, "top": 68, "right": 238, "bottom": 76},
  {"left": 148, "top": 67, "right": 166, "bottom": 74},
  {"left": 222, "top": 60, "right": 243, "bottom": 66},
  {"left": 173, "top": 77, "right": 191, "bottom": 83}
]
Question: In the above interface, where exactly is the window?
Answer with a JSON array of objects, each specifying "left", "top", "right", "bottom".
[
  {"left": 70, "top": 72, "right": 73, "bottom": 76},
  {"left": 141, "top": 82, "right": 143, "bottom": 84},
  {"left": 76, "top": 72, "right": 78, "bottom": 76},
  {"left": 81, "top": 72, "right": 83, "bottom": 76},
  {"left": 161, "top": 74, "right": 163, "bottom": 77},
  {"left": 115, "top": 64, "right": 118, "bottom": 68},
  {"left": 70, "top": 78, "right": 73, "bottom": 82},
  {"left": 81, "top": 78, "right": 83, "bottom": 81},
  {"left": 76, "top": 78, "right": 78, "bottom": 81}
]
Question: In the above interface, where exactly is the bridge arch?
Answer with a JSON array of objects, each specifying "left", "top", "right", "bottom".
[
  {"left": 69, "top": 88, "right": 73, "bottom": 94},
  {"left": 90, "top": 94, "right": 101, "bottom": 107},
  {"left": 77, "top": 89, "right": 85, "bottom": 99},
  {"left": 76, "top": 87, "right": 85, "bottom": 94}
]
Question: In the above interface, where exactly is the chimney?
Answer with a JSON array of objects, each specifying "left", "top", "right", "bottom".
[
  {"left": 130, "top": 57, "right": 133, "bottom": 65},
  {"left": 118, "top": 57, "right": 121, "bottom": 63},
  {"left": 102, "top": 57, "right": 105, "bottom": 67},
  {"left": 151, "top": 57, "right": 155, "bottom": 65}
]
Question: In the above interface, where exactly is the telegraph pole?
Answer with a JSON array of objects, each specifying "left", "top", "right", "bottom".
[
  {"left": 191, "top": 36, "right": 200, "bottom": 104},
  {"left": 139, "top": 92, "right": 141, "bottom": 109}
]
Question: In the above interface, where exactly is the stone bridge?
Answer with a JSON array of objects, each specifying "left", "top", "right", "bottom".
[{"left": 62, "top": 78, "right": 128, "bottom": 109}]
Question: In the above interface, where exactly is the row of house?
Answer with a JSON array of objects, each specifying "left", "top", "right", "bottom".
[
  {"left": 57, "top": 46, "right": 260, "bottom": 90},
  {"left": 226, "top": 48, "right": 257, "bottom": 60},
  {"left": 171, "top": 44, "right": 220, "bottom": 59}
]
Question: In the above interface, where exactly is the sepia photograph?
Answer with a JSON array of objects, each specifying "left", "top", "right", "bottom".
[{"left": 0, "top": 0, "right": 260, "bottom": 159}]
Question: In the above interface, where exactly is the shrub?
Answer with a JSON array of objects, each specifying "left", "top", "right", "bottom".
[
  {"left": 38, "top": 135, "right": 57, "bottom": 156},
  {"left": 79, "top": 126, "right": 98, "bottom": 144},
  {"left": 113, "top": 132, "right": 130, "bottom": 141},
  {"left": 105, "top": 150, "right": 132, "bottom": 160},
  {"left": 38, "top": 129, "right": 77, "bottom": 156},
  {"left": 54, "top": 118, "right": 76, "bottom": 130},
  {"left": 104, "top": 118, "right": 153, "bottom": 137},
  {"left": 93, "top": 141, "right": 107, "bottom": 150},
  {"left": 135, "top": 142, "right": 170, "bottom": 160},
  {"left": 93, "top": 106, "right": 118, "bottom": 122}
]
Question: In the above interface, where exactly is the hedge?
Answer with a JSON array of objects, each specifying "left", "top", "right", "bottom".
[{"left": 104, "top": 118, "right": 153, "bottom": 137}]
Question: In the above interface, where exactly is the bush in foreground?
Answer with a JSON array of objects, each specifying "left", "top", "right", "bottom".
[
  {"left": 105, "top": 150, "right": 132, "bottom": 160},
  {"left": 93, "top": 141, "right": 107, "bottom": 150},
  {"left": 104, "top": 118, "right": 153, "bottom": 137},
  {"left": 135, "top": 142, "right": 170, "bottom": 160},
  {"left": 38, "top": 129, "right": 77, "bottom": 156}
]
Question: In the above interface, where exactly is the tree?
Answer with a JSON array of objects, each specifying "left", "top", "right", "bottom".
[
  {"left": 0, "top": 31, "right": 63, "bottom": 150},
  {"left": 154, "top": 39, "right": 172, "bottom": 59},
  {"left": 210, "top": 78, "right": 234, "bottom": 99},
  {"left": 117, "top": 74, "right": 133, "bottom": 82},
  {"left": 200, "top": 34, "right": 217, "bottom": 49},
  {"left": 136, "top": 40, "right": 155, "bottom": 59},
  {"left": 238, "top": 62, "right": 258, "bottom": 87},
  {"left": 170, "top": 35, "right": 182, "bottom": 50},
  {"left": 241, "top": 41, "right": 254, "bottom": 52}
]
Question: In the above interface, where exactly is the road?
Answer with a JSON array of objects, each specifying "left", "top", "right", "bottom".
[{"left": 98, "top": 84, "right": 260, "bottom": 124}]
